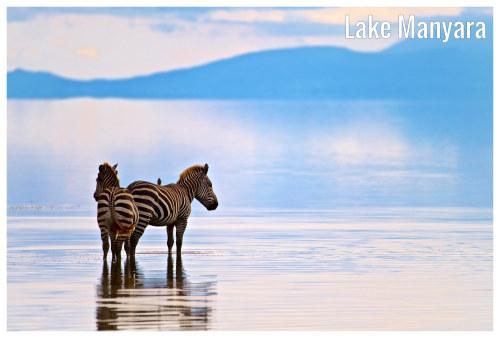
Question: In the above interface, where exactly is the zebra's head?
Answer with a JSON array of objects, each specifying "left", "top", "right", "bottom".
[
  {"left": 196, "top": 164, "right": 218, "bottom": 211},
  {"left": 93, "top": 162, "right": 119, "bottom": 201},
  {"left": 178, "top": 163, "right": 218, "bottom": 211}
]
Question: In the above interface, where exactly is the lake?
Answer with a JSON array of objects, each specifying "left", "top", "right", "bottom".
[
  {"left": 7, "top": 98, "right": 492, "bottom": 209},
  {"left": 7, "top": 208, "right": 492, "bottom": 330},
  {"left": 6, "top": 98, "right": 492, "bottom": 330}
]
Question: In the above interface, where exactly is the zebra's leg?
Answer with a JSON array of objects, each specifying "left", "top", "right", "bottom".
[
  {"left": 127, "top": 221, "right": 148, "bottom": 256},
  {"left": 123, "top": 256, "right": 137, "bottom": 289},
  {"left": 167, "top": 225, "right": 174, "bottom": 255},
  {"left": 124, "top": 238, "right": 130, "bottom": 255},
  {"left": 99, "top": 223, "right": 110, "bottom": 260},
  {"left": 116, "top": 240, "right": 123, "bottom": 262},
  {"left": 110, "top": 236, "right": 117, "bottom": 263},
  {"left": 124, "top": 238, "right": 131, "bottom": 256},
  {"left": 175, "top": 219, "right": 188, "bottom": 255},
  {"left": 110, "top": 236, "right": 123, "bottom": 263}
]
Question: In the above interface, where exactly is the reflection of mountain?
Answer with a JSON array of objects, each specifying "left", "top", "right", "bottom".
[
  {"left": 7, "top": 36, "right": 492, "bottom": 100},
  {"left": 95, "top": 256, "right": 216, "bottom": 330}
]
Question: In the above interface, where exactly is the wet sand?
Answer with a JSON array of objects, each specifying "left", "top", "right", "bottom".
[{"left": 7, "top": 209, "right": 492, "bottom": 330}]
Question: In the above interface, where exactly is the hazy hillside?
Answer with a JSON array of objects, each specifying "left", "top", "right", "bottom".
[{"left": 7, "top": 38, "right": 492, "bottom": 100}]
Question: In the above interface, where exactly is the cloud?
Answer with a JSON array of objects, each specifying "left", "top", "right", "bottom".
[
  {"left": 7, "top": 7, "right": 473, "bottom": 78},
  {"left": 205, "top": 7, "right": 464, "bottom": 25},
  {"left": 298, "top": 7, "right": 464, "bottom": 25},
  {"left": 207, "top": 9, "right": 287, "bottom": 23},
  {"left": 8, "top": 13, "right": 317, "bottom": 78},
  {"left": 75, "top": 46, "right": 99, "bottom": 59},
  {"left": 7, "top": 7, "right": 214, "bottom": 22}
]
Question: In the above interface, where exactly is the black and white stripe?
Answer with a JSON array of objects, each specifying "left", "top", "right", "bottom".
[
  {"left": 125, "top": 163, "right": 218, "bottom": 256},
  {"left": 94, "top": 163, "right": 139, "bottom": 262}
]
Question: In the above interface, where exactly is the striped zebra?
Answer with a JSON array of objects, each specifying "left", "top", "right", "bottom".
[
  {"left": 93, "top": 162, "right": 139, "bottom": 262},
  {"left": 124, "top": 163, "right": 218, "bottom": 256}
]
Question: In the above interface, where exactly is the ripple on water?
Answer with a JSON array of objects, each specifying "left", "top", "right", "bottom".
[{"left": 7, "top": 215, "right": 493, "bottom": 330}]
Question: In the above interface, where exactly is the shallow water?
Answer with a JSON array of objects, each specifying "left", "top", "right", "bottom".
[
  {"left": 7, "top": 209, "right": 492, "bottom": 330},
  {"left": 7, "top": 99, "right": 493, "bottom": 210}
]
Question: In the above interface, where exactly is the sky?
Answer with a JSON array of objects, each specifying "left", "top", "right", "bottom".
[
  {"left": 7, "top": 7, "right": 490, "bottom": 79},
  {"left": 6, "top": 7, "right": 493, "bottom": 213}
]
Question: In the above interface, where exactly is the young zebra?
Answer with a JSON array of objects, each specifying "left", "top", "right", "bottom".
[
  {"left": 125, "top": 163, "right": 218, "bottom": 256},
  {"left": 93, "top": 162, "right": 139, "bottom": 262}
]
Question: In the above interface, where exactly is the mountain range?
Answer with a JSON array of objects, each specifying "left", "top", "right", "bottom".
[{"left": 7, "top": 38, "right": 492, "bottom": 100}]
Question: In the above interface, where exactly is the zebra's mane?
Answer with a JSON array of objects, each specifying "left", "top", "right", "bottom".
[
  {"left": 178, "top": 165, "right": 205, "bottom": 182},
  {"left": 98, "top": 162, "right": 119, "bottom": 183}
]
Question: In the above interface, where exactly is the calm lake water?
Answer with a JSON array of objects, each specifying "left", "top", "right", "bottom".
[
  {"left": 7, "top": 98, "right": 493, "bottom": 209},
  {"left": 7, "top": 209, "right": 492, "bottom": 330}
]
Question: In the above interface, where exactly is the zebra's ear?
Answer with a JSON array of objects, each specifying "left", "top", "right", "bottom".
[
  {"left": 204, "top": 163, "right": 209, "bottom": 174},
  {"left": 113, "top": 163, "right": 118, "bottom": 170},
  {"left": 99, "top": 164, "right": 104, "bottom": 172}
]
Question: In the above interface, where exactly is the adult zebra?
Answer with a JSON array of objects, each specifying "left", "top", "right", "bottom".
[
  {"left": 125, "top": 163, "right": 218, "bottom": 256},
  {"left": 93, "top": 162, "right": 139, "bottom": 262}
]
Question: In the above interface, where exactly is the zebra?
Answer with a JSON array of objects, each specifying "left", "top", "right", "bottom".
[
  {"left": 93, "top": 162, "right": 139, "bottom": 262},
  {"left": 124, "top": 163, "right": 218, "bottom": 256}
]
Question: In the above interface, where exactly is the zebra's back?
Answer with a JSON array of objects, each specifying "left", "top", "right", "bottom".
[
  {"left": 127, "top": 180, "right": 190, "bottom": 227},
  {"left": 127, "top": 181, "right": 161, "bottom": 223},
  {"left": 97, "top": 187, "right": 139, "bottom": 239}
]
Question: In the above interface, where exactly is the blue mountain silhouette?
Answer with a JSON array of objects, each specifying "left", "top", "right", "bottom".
[{"left": 7, "top": 38, "right": 492, "bottom": 99}]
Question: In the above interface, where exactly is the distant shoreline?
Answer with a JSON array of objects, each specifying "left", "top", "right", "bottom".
[{"left": 7, "top": 42, "right": 492, "bottom": 100}]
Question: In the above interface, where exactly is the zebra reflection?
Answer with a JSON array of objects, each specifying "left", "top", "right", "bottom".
[{"left": 95, "top": 256, "right": 215, "bottom": 330}]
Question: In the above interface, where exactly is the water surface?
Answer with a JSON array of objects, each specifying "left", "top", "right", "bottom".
[
  {"left": 7, "top": 209, "right": 492, "bottom": 330},
  {"left": 7, "top": 98, "right": 492, "bottom": 209}
]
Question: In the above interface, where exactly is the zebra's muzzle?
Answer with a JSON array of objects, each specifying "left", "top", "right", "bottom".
[{"left": 207, "top": 200, "right": 218, "bottom": 211}]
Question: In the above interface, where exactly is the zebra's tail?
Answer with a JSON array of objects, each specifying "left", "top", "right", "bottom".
[
  {"left": 110, "top": 201, "right": 136, "bottom": 238},
  {"left": 111, "top": 215, "right": 135, "bottom": 237}
]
